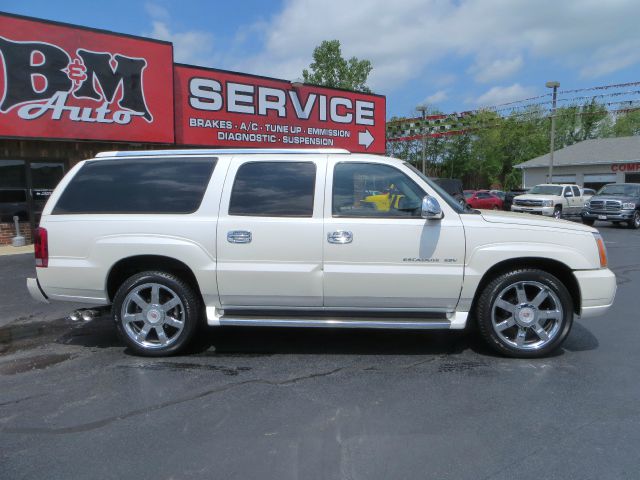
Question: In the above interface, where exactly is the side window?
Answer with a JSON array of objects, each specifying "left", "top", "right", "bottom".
[
  {"left": 332, "top": 163, "right": 424, "bottom": 218},
  {"left": 563, "top": 187, "right": 571, "bottom": 196},
  {"left": 229, "top": 161, "right": 316, "bottom": 217},
  {"left": 477, "top": 192, "right": 491, "bottom": 199},
  {"left": 572, "top": 186, "right": 580, "bottom": 197},
  {"left": 53, "top": 157, "right": 215, "bottom": 214}
]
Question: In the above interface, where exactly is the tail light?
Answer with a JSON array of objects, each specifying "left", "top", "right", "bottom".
[{"left": 34, "top": 227, "right": 48, "bottom": 268}]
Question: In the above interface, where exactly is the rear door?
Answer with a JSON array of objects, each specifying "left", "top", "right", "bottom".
[{"left": 216, "top": 155, "right": 326, "bottom": 308}]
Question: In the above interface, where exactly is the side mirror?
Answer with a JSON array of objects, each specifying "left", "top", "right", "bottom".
[
  {"left": 564, "top": 191, "right": 573, "bottom": 197},
  {"left": 421, "top": 195, "right": 443, "bottom": 220}
]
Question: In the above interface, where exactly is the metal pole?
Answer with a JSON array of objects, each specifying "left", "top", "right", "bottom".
[
  {"left": 546, "top": 82, "right": 560, "bottom": 182},
  {"left": 417, "top": 106, "right": 427, "bottom": 174}
]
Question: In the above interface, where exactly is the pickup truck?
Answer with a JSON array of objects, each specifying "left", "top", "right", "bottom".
[
  {"left": 582, "top": 183, "right": 640, "bottom": 229},
  {"left": 27, "top": 149, "right": 616, "bottom": 358},
  {"left": 511, "top": 184, "right": 584, "bottom": 219}
]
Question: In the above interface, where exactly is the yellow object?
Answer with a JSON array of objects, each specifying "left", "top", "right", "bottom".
[{"left": 362, "top": 187, "right": 405, "bottom": 212}]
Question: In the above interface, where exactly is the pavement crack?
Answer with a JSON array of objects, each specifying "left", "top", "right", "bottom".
[{"left": 1, "top": 367, "right": 343, "bottom": 435}]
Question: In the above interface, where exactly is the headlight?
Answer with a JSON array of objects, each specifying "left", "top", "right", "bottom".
[
  {"left": 543, "top": 200, "right": 553, "bottom": 207},
  {"left": 622, "top": 202, "right": 636, "bottom": 209},
  {"left": 593, "top": 233, "right": 608, "bottom": 268}
]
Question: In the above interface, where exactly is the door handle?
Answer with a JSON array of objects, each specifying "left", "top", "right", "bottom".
[
  {"left": 327, "top": 230, "right": 353, "bottom": 244},
  {"left": 227, "top": 230, "right": 252, "bottom": 244}
]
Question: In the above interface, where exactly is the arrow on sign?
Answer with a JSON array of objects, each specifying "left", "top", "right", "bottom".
[{"left": 358, "top": 129, "right": 374, "bottom": 149}]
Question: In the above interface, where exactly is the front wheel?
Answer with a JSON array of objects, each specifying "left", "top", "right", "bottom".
[
  {"left": 627, "top": 210, "right": 640, "bottom": 229},
  {"left": 553, "top": 205, "right": 562, "bottom": 219},
  {"left": 476, "top": 269, "right": 573, "bottom": 358},
  {"left": 112, "top": 271, "right": 202, "bottom": 356}
]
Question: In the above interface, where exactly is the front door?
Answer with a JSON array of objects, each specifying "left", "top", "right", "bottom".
[
  {"left": 216, "top": 155, "right": 326, "bottom": 308},
  {"left": 323, "top": 160, "right": 465, "bottom": 311}
]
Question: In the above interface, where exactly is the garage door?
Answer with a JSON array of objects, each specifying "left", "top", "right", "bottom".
[
  {"left": 551, "top": 175, "right": 576, "bottom": 183},
  {"left": 584, "top": 174, "right": 617, "bottom": 183}
]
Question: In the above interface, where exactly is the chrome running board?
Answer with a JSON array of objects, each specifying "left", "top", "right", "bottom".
[{"left": 217, "top": 316, "right": 452, "bottom": 330}]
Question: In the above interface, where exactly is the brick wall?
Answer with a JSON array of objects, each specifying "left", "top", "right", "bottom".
[{"left": 0, "top": 221, "right": 32, "bottom": 245}]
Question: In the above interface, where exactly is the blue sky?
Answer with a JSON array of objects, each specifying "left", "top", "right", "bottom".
[{"left": 3, "top": 0, "right": 640, "bottom": 119}]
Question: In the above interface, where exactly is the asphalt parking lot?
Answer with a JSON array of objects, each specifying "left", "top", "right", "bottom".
[{"left": 1, "top": 224, "right": 639, "bottom": 480}]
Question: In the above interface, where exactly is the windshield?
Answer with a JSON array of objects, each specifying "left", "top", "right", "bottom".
[
  {"left": 529, "top": 185, "right": 563, "bottom": 196},
  {"left": 403, "top": 163, "right": 465, "bottom": 213},
  {"left": 464, "top": 191, "right": 473, "bottom": 198},
  {"left": 597, "top": 184, "right": 639, "bottom": 196}
]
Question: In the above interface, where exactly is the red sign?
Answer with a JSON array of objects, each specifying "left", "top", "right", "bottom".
[
  {"left": 174, "top": 65, "right": 386, "bottom": 153},
  {"left": 612, "top": 163, "right": 640, "bottom": 172},
  {"left": 0, "top": 13, "right": 174, "bottom": 143}
]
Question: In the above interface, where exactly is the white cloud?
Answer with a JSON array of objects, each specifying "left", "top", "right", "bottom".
[
  {"left": 423, "top": 90, "right": 449, "bottom": 105},
  {"left": 474, "top": 83, "right": 537, "bottom": 107},
  {"left": 471, "top": 55, "right": 523, "bottom": 83},
  {"left": 147, "top": 21, "right": 217, "bottom": 66},
  {"left": 233, "top": 0, "right": 640, "bottom": 91}
]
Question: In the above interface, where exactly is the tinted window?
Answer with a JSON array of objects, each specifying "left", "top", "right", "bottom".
[
  {"left": 477, "top": 192, "right": 491, "bottom": 198},
  {"left": 53, "top": 157, "right": 215, "bottom": 214},
  {"left": 572, "top": 186, "right": 580, "bottom": 196},
  {"left": 333, "top": 163, "right": 425, "bottom": 217},
  {"left": 229, "top": 162, "right": 316, "bottom": 217}
]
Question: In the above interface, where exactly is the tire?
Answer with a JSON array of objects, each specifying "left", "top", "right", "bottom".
[
  {"left": 627, "top": 210, "right": 640, "bottom": 229},
  {"left": 492, "top": 205, "right": 499, "bottom": 210},
  {"left": 112, "top": 271, "right": 203, "bottom": 356},
  {"left": 553, "top": 205, "right": 562, "bottom": 219},
  {"left": 476, "top": 269, "right": 574, "bottom": 358},
  {"left": 582, "top": 218, "right": 595, "bottom": 226}
]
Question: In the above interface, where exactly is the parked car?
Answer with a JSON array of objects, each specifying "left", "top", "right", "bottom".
[
  {"left": 27, "top": 148, "right": 616, "bottom": 358},
  {"left": 503, "top": 188, "right": 529, "bottom": 211},
  {"left": 582, "top": 183, "right": 640, "bottom": 229},
  {"left": 511, "top": 184, "right": 584, "bottom": 219},
  {"left": 489, "top": 189, "right": 506, "bottom": 201},
  {"left": 432, "top": 178, "right": 466, "bottom": 208},
  {"left": 581, "top": 188, "right": 596, "bottom": 204},
  {"left": 465, "top": 190, "right": 503, "bottom": 210}
]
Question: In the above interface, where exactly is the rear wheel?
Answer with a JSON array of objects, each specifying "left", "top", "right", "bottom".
[
  {"left": 627, "top": 210, "right": 640, "bottom": 229},
  {"left": 553, "top": 205, "right": 562, "bottom": 219},
  {"left": 112, "top": 271, "right": 202, "bottom": 356},
  {"left": 476, "top": 269, "right": 573, "bottom": 358}
]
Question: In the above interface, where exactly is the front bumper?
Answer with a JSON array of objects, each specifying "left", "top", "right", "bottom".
[
  {"left": 582, "top": 209, "right": 635, "bottom": 222},
  {"left": 26, "top": 277, "right": 49, "bottom": 304},
  {"left": 511, "top": 205, "right": 555, "bottom": 216},
  {"left": 575, "top": 268, "right": 616, "bottom": 318}
]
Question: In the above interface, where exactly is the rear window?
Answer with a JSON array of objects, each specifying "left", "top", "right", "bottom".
[{"left": 53, "top": 157, "right": 215, "bottom": 214}]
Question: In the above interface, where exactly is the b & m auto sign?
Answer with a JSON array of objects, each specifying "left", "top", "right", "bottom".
[
  {"left": 0, "top": 13, "right": 174, "bottom": 143},
  {"left": 0, "top": 12, "right": 386, "bottom": 152},
  {"left": 174, "top": 65, "right": 386, "bottom": 153}
]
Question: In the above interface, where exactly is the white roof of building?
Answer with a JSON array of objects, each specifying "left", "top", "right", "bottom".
[{"left": 515, "top": 136, "right": 640, "bottom": 169}]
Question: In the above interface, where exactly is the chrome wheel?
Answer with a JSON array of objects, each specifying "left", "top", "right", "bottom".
[
  {"left": 633, "top": 211, "right": 640, "bottom": 229},
  {"left": 121, "top": 282, "right": 185, "bottom": 349},
  {"left": 553, "top": 207, "right": 562, "bottom": 219},
  {"left": 491, "top": 281, "right": 563, "bottom": 351}
]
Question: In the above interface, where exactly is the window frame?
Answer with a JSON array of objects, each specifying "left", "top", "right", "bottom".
[
  {"left": 331, "top": 161, "right": 427, "bottom": 219},
  {"left": 228, "top": 160, "right": 317, "bottom": 218}
]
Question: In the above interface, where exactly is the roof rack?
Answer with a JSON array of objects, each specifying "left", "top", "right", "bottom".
[{"left": 95, "top": 148, "right": 352, "bottom": 158}]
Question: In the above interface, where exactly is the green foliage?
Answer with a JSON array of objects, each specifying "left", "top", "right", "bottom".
[
  {"left": 302, "top": 40, "right": 372, "bottom": 93},
  {"left": 388, "top": 101, "right": 631, "bottom": 190}
]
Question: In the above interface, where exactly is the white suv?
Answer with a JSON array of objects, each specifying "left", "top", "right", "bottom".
[{"left": 27, "top": 149, "right": 616, "bottom": 358}]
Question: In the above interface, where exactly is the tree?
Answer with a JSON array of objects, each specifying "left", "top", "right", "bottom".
[{"left": 302, "top": 40, "right": 372, "bottom": 93}]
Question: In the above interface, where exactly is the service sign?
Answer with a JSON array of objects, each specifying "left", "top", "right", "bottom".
[
  {"left": 174, "top": 65, "right": 386, "bottom": 153},
  {"left": 0, "top": 13, "right": 174, "bottom": 143}
]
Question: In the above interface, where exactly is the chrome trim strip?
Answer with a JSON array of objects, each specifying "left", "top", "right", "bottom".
[
  {"left": 221, "top": 305, "right": 453, "bottom": 314},
  {"left": 219, "top": 317, "right": 452, "bottom": 329}
]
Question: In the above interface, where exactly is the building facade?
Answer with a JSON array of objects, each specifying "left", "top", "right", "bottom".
[{"left": 515, "top": 136, "right": 640, "bottom": 190}]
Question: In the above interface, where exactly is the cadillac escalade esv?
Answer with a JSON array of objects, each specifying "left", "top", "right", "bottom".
[{"left": 27, "top": 149, "right": 616, "bottom": 358}]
